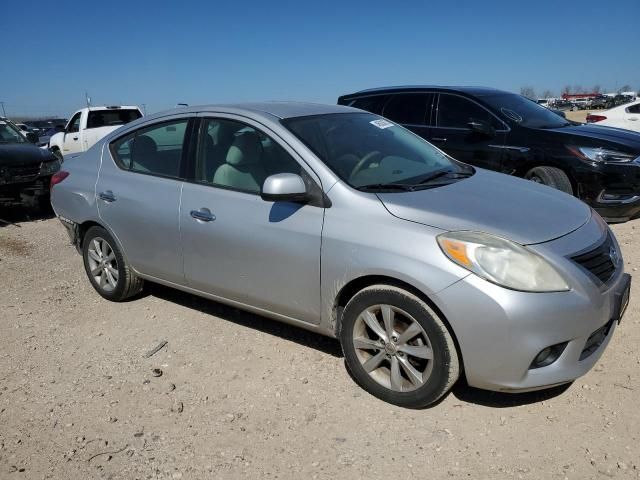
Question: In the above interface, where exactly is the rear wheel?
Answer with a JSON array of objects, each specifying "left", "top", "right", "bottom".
[
  {"left": 525, "top": 166, "right": 573, "bottom": 195},
  {"left": 340, "top": 285, "right": 460, "bottom": 408},
  {"left": 82, "top": 226, "right": 143, "bottom": 301}
]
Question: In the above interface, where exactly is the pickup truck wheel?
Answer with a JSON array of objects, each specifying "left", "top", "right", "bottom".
[
  {"left": 82, "top": 226, "right": 144, "bottom": 301},
  {"left": 525, "top": 166, "right": 573, "bottom": 195},
  {"left": 340, "top": 285, "right": 460, "bottom": 408}
]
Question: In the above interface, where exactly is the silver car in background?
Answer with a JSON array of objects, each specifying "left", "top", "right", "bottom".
[{"left": 50, "top": 103, "right": 631, "bottom": 408}]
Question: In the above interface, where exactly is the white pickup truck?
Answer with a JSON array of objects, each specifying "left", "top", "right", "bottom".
[{"left": 49, "top": 106, "right": 143, "bottom": 159}]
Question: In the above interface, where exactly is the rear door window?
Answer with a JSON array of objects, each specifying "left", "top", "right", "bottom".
[
  {"left": 110, "top": 119, "right": 188, "bottom": 178},
  {"left": 436, "top": 94, "right": 503, "bottom": 130},
  {"left": 382, "top": 94, "right": 431, "bottom": 125},
  {"left": 350, "top": 95, "right": 390, "bottom": 115},
  {"left": 627, "top": 103, "right": 640, "bottom": 114}
]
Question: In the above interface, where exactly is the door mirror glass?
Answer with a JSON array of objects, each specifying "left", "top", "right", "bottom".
[
  {"left": 467, "top": 118, "right": 496, "bottom": 137},
  {"left": 261, "top": 173, "right": 308, "bottom": 202},
  {"left": 25, "top": 132, "right": 39, "bottom": 143}
]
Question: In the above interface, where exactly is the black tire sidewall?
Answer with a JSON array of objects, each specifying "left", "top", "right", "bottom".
[
  {"left": 82, "top": 226, "right": 128, "bottom": 301},
  {"left": 340, "top": 287, "right": 457, "bottom": 408}
]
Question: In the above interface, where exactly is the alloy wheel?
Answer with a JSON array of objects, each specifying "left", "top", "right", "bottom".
[
  {"left": 87, "top": 237, "right": 119, "bottom": 292},
  {"left": 352, "top": 304, "right": 434, "bottom": 392}
]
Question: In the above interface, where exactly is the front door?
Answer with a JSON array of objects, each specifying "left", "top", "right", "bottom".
[
  {"left": 63, "top": 112, "right": 83, "bottom": 155},
  {"left": 429, "top": 93, "right": 507, "bottom": 171},
  {"left": 180, "top": 116, "right": 324, "bottom": 324},
  {"left": 96, "top": 116, "right": 192, "bottom": 284}
]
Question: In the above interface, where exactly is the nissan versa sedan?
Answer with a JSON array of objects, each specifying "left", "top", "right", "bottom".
[
  {"left": 338, "top": 86, "right": 640, "bottom": 222},
  {"left": 50, "top": 103, "right": 631, "bottom": 408}
]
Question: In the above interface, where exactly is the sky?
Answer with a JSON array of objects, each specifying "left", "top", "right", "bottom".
[{"left": 2, "top": 0, "right": 639, "bottom": 118}]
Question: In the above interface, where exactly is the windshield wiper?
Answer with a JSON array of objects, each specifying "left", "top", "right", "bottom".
[
  {"left": 416, "top": 169, "right": 473, "bottom": 185},
  {"left": 356, "top": 183, "right": 416, "bottom": 192}
]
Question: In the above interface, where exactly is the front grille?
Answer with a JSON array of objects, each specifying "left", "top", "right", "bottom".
[
  {"left": 2, "top": 164, "right": 41, "bottom": 183},
  {"left": 571, "top": 234, "right": 617, "bottom": 284}
]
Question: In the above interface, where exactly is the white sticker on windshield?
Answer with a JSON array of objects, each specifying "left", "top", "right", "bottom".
[{"left": 370, "top": 119, "right": 394, "bottom": 129}]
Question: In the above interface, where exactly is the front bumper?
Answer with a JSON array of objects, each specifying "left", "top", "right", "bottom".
[
  {"left": 0, "top": 176, "right": 52, "bottom": 205},
  {"left": 434, "top": 215, "right": 629, "bottom": 392}
]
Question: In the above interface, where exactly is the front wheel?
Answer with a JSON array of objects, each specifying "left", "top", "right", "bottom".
[
  {"left": 340, "top": 285, "right": 460, "bottom": 408},
  {"left": 525, "top": 166, "right": 573, "bottom": 195},
  {"left": 82, "top": 226, "right": 144, "bottom": 301}
]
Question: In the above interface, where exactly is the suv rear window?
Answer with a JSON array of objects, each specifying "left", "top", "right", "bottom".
[{"left": 87, "top": 109, "right": 142, "bottom": 129}]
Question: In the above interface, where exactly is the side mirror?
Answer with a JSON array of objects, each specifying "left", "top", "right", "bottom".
[
  {"left": 261, "top": 173, "right": 308, "bottom": 202},
  {"left": 467, "top": 119, "right": 495, "bottom": 137},
  {"left": 25, "top": 132, "right": 39, "bottom": 144}
]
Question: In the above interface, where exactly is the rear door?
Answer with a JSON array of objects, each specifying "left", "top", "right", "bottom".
[
  {"left": 380, "top": 93, "right": 433, "bottom": 140},
  {"left": 430, "top": 93, "right": 507, "bottom": 171},
  {"left": 180, "top": 114, "right": 324, "bottom": 324},
  {"left": 96, "top": 115, "right": 193, "bottom": 284}
]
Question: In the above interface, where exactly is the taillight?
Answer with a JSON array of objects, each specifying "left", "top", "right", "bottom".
[
  {"left": 50, "top": 171, "right": 69, "bottom": 189},
  {"left": 586, "top": 114, "right": 607, "bottom": 123}
]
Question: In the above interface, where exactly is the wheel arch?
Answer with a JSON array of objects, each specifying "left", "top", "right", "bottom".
[{"left": 332, "top": 274, "right": 464, "bottom": 371}]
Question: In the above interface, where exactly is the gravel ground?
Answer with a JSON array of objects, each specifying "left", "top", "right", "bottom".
[{"left": 1, "top": 208, "right": 639, "bottom": 479}]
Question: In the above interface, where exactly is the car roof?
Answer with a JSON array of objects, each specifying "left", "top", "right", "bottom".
[
  {"left": 142, "top": 102, "right": 360, "bottom": 123},
  {"left": 340, "top": 85, "right": 509, "bottom": 98}
]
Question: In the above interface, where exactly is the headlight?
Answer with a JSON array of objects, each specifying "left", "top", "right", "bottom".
[
  {"left": 40, "top": 159, "right": 61, "bottom": 175},
  {"left": 567, "top": 145, "right": 637, "bottom": 163},
  {"left": 437, "top": 231, "right": 569, "bottom": 292}
]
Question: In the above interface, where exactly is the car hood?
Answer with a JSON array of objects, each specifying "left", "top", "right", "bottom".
[
  {"left": 0, "top": 143, "right": 57, "bottom": 166},
  {"left": 546, "top": 123, "right": 640, "bottom": 150},
  {"left": 377, "top": 169, "right": 591, "bottom": 245}
]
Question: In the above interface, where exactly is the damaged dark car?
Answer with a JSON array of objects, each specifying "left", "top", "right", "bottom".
[{"left": 0, "top": 117, "right": 61, "bottom": 210}]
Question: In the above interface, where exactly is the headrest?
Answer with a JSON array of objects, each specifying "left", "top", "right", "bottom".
[
  {"left": 212, "top": 121, "right": 237, "bottom": 147},
  {"left": 226, "top": 132, "right": 262, "bottom": 166},
  {"left": 132, "top": 135, "right": 157, "bottom": 157}
]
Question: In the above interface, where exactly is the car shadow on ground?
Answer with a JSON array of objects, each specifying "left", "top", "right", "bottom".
[
  {"left": 145, "top": 283, "right": 574, "bottom": 408},
  {"left": 145, "top": 283, "right": 343, "bottom": 358},
  {"left": 0, "top": 204, "right": 54, "bottom": 227}
]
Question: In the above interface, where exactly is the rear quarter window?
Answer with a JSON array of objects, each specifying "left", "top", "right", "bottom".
[{"left": 349, "top": 95, "right": 390, "bottom": 115}]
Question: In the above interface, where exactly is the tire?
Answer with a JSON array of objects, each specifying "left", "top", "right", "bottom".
[
  {"left": 524, "top": 166, "right": 573, "bottom": 195},
  {"left": 340, "top": 285, "right": 460, "bottom": 408},
  {"left": 82, "top": 226, "right": 143, "bottom": 301}
]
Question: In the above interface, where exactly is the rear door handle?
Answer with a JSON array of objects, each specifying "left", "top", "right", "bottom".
[
  {"left": 629, "top": 117, "right": 638, "bottom": 121},
  {"left": 98, "top": 191, "right": 116, "bottom": 202},
  {"left": 190, "top": 208, "right": 216, "bottom": 222},
  {"left": 73, "top": 137, "right": 79, "bottom": 141},
  {"left": 431, "top": 137, "right": 447, "bottom": 143}
]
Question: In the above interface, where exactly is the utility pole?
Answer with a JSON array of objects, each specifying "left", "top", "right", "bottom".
[{"left": 0, "top": 101, "right": 6, "bottom": 117}]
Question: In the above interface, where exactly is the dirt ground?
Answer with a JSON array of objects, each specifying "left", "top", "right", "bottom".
[{"left": 1, "top": 208, "right": 639, "bottom": 480}]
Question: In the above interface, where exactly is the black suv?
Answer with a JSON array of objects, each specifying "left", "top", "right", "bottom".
[
  {"left": 0, "top": 117, "right": 61, "bottom": 209},
  {"left": 338, "top": 86, "right": 640, "bottom": 222}
]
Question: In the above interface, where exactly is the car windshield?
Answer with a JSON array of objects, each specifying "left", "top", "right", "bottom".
[
  {"left": 283, "top": 113, "right": 471, "bottom": 190},
  {"left": 483, "top": 93, "right": 571, "bottom": 129},
  {"left": 0, "top": 120, "right": 27, "bottom": 144}
]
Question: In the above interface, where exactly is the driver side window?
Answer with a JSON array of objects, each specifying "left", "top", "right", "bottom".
[
  {"left": 195, "top": 118, "right": 301, "bottom": 194},
  {"left": 67, "top": 113, "right": 82, "bottom": 133}
]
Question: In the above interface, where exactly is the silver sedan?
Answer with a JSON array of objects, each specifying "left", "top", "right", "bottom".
[{"left": 50, "top": 102, "right": 631, "bottom": 407}]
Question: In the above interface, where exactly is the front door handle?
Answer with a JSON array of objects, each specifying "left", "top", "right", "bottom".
[
  {"left": 190, "top": 208, "right": 216, "bottom": 222},
  {"left": 73, "top": 136, "right": 79, "bottom": 141},
  {"left": 98, "top": 190, "right": 116, "bottom": 203},
  {"left": 629, "top": 117, "right": 638, "bottom": 121},
  {"left": 431, "top": 137, "right": 447, "bottom": 143}
]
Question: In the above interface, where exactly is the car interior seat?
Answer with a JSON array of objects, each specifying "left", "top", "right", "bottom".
[{"left": 213, "top": 131, "right": 266, "bottom": 192}]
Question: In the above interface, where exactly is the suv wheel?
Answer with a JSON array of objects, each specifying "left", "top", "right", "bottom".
[
  {"left": 340, "top": 285, "right": 460, "bottom": 408},
  {"left": 82, "top": 226, "right": 144, "bottom": 301},
  {"left": 525, "top": 166, "right": 573, "bottom": 195}
]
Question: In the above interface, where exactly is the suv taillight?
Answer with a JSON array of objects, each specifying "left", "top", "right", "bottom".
[
  {"left": 50, "top": 171, "right": 69, "bottom": 189},
  {"left": 586, "top": 114, "right": 607, "bottom": 123}
]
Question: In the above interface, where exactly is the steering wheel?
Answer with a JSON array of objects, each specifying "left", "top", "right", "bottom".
[{"left": 349, "top": 151, "right": 382, "bottom": 181}]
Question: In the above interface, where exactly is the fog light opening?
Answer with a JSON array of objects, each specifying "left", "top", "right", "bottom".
[{"left": 529, "top": 342, "right": 567, "bottom": 370}]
